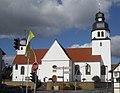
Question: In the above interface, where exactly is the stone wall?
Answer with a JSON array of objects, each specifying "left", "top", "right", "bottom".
[
  {"left": 4, "top": 81, "right": 34, "bottom": 89},
  {"left": 46, "top": 82, "right": 95, "bottom": 90}
]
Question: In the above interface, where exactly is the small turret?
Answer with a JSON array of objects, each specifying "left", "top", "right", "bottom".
[
  {"left": 17, "top": 38, "right": 27, "bottom": 55},
  {"left": 20, "top": 38, "right": 27, "bottom": 46},
  {"left": 92, "top": 12, "right": 109, "bottom": 31}
]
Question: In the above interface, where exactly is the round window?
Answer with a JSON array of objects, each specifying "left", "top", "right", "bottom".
[{"left": 52, "top": 65, "right": 57, "bottom": 69}]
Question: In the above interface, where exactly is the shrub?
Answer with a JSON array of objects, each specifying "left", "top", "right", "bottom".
[
  {"left": 68, "top": 83, "right": 75, "bottom": 90},
  {"left": 37, "top": 80, "right": 42, "bottom": 88},
  {"left": 82, "top": 78, "right": 86, "bottom": 82},
  {"left": 116, "top": 77, "right": 120, "bottom": 83},
  {"left": 77, "top": 86, "right": 82, "bottom": 90},
  {"left": 92, "top": 76, "right": 101, "bottom": 82},
  {"left": 63, "top": 86, "right": 69, "bottom": 90}
]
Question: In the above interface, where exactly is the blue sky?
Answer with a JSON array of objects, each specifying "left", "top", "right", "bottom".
[{"left": 0, "top": 0, "right": 120, "bottom": 64}]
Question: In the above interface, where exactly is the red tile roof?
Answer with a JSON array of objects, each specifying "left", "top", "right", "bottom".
[
  {"left": 29, "top": 49, "right": 48, "bottom": 64},
  {"left": 111, "top": 64, "right": 117, "bottom": 69},
  {"left": 13, "top": 48, "right": 101, "bottom": 64},
  {"left": 110, "top": 63, "right": 119, "bottom": 72},
  {"left": 13, "top": 49, "right": 48, "bottom": 64},
  {"left": 65, "top": 48, "right": 101, "bottom": 62},
  {"left": 13, "top": 55, "right": 28, "bottom": 64}
]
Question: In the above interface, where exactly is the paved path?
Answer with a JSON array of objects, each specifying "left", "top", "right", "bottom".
[{"left": 36, "top": 89, "right": 111, "bottom": 93}]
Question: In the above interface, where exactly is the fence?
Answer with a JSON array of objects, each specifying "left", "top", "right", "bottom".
[
  {"left": 90, "top": 88, "right": 112, "bottom": 93},
  {"left": 114, "top": 83, "right": 120, "bottom": 93}
]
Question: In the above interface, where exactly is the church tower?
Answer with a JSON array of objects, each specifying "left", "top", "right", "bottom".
[
  {"left": 91, "top": 11, "right": 111, "bottom": 80},
  {"left": 17, "top": 38, "right": 27, "bottom": 55}
]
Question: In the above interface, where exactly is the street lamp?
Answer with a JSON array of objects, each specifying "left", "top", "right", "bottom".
[
  {"left": 75, "top": 69, "right": 79, "bottom": 91},
  {"left": 105, "top": 65, "right": 108, "bottom": 92},
  {"left": 75, "top": 63, "right": 88, "bottom": 91}
]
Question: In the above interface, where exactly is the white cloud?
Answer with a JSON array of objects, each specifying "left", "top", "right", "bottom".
[
  {"left": 111, "top": 35, "right": 120, "bottom": 58},
  {"left": 3, "top": 55, "right": 15, "bottom": 65},
  {"left": 70, "top": 35, "right": 120, "bottom": 58},
  {"left": 112, "top": 0, "right": 120, "bottom": 4},
  {"left": 70, "top": 44, "right": 81, "bottom": 48},
  {"left": 0, "top": 35, "right": 15, "bottom": 39},
  {"left": 70, "top": 43, "right": 92, "bottom": 48},
  {"left": 0, "top": 0, "right": 113, "bottom": 38}
]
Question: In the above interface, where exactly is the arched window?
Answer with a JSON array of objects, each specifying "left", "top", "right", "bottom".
[
  {"left": 100, "top": 42, "right": 102, "bottom": 46},
  {"left": 15, "top": 64, "right": 18, "bottom": 70},
  {"left": 97, "top": 32, "right": 100, "bottom": 37},
  {"left": 21, "top": 47, "right": 23, "bottom": 50},
  {"left": 85, "top": 64, "right": 91, "bottom": 75},
  {"left": 21, "top": 66, "right": 25, "bottom": 75},
  {"left": 101, "top": 31, "right": 104, "bottom": 37},
  {"left": 101, "top": 65, "right": 106, "bottom": 75},
  {"left": 75, "top": 65, "right": 80, "bottom": 75}
]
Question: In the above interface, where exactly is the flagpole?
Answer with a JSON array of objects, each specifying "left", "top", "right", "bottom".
[
  {"left": 26, "top": 57, "right": 30, "bottom": 93},
  {"left": 31, "top": 48, "right": 37, "bottom": 63},
  {"left": 25, "top": 31, "right": 35, "bottom": 93}
]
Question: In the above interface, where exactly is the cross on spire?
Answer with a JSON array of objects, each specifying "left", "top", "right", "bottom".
[{"left": 98, "top": 3, "right": 101, "bottom": 12}]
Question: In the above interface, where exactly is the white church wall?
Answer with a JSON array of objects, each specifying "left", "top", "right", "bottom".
[
  {"left": 69, "top": 60, "right": 74, "bottom": 81},
  {"left": 12, "top": 64, "right": 32, "bottom": 81},
  {"left": 39, "top": 60, "right": 71, "bottom": 82},
  {"left": 42, "top": 40, "right": 70, "bottom": 61},
  {"left": 92, "top": 39, "right": 111, "bottom": 81},
  {"left": 39, "top": 40, "right": 72, "bottom": 82},
  {"left": 17, "top": 46, "right": 26, "bottom": 55},
  {"left": 104, "top": 31, "right": 110, "bottom": 38},
  {"left": 37, "top": 65, "right": 41, "bottom": 81},
  {"left": 92, "top": 30, "right": 110, "bottom": 39},
  {"left": 74, "top": 62, "right": 101, "bottom": 82}
]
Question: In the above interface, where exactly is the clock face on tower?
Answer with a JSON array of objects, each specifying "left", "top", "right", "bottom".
[{"left": 20, "top": 40, "right": 27, "bottom": 45}]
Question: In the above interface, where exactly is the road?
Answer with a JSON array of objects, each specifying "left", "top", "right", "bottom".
[{"left": 36, "top": 89, "right": 111, "bottom": 93}]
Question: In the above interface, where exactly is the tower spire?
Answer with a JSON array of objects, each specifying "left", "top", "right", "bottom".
[{"left": 98, "top": 3, "right": 101, "bottom": 12}]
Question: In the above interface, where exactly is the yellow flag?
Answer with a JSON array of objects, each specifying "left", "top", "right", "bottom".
[
  {"left": 27, "top": 31, "right": 35, "bottom": 45},
  {"left": 26, "top": 43, "right": 30, "bottom": 57},
  {"left": 25, "top": 31, "right": 35, "bottom": 57}
]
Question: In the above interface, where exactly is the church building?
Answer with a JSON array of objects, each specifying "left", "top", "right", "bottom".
[{"left": 12, "top": 11, "right": 111, "bottom": 82}]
